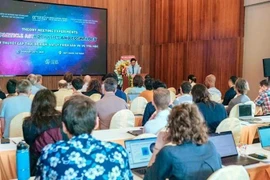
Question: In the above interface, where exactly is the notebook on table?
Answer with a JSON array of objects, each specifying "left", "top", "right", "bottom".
[
  {"left": 209, "top": 131, "right": 259, "bottom": 166},
  {"left": 258, "top": 126, "right": 270, "bottom": 151},
  {"left": 124, "top": 137, "right": 157, "bottom": 178}
]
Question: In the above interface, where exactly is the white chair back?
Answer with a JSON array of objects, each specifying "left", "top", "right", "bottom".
[
  {"left": 130, "top": 97, "right": 148, "bottom": 115},
  {"left": 133, "top": 133, "right": 157, "bottom": 139},
  {"left": 169, "top": 90, "right": 176, "bottom": 103},
  {"left": 168, "top": 87, "right": 176, "bottom": 94},
  {"left": 55, "top": 106, "right": 62, "bottom": 112},
  {"left": 215, "top": 118, "right": 242, "bottom": 144},
  {"left": 29, "top": 94, "right": 35, "bottom": 101},
  {"left": 110, "top": 109, "right": 135, "bottom": 129},
  {"left": 207, "top": 165, "right": 249, "bottom": 180},
  {"left": 89, "top": 93, "right": 102, "bottom": 102},
  {"left": 229, "top": 101, "right": 256, "bottom": 118},
  {"left": 9, "top": 112, "right": 31, "bottom": 137},
  {"left": 124, "top": 87, "right": 132, "bottom": 94}
]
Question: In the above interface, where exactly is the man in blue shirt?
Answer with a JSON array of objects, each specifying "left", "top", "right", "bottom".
[
  {"left": 36, "top": 95, "right": 133, "bottom": 179},
  {"left": 173, "top": 81, "right": 193, "bottom": 106},
  {"left": 0, "top": 79, "right": 32, "bottom": 137}
]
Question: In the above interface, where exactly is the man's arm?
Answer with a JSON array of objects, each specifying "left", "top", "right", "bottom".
[{"left": 0, "top": 117, "right": 5, "bottom": 136}]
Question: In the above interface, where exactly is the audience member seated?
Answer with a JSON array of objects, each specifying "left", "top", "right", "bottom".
[
  {"left": 188, "top": 74, "right": 197, "bottom": 87},
  {"left": 192, "top": 84, "right": 227, "bottom": 133},
  {"left": 0, "top": 79, "right": 32, "bottom": 138},
  {"left": 103, "top": 73, "right": 127, "bottom": 102},
  {"left": 27, "top": 74, "right": 40, "bottom": 95},
  {"left": 54, "top": 80, "right": 73, "bottom": 107},
  {"left": 96, "top": 78, "right": 128, "bottom": 129},
  {"left": 6, "top": 79, "right": 17, "bottom": 98},
  {"left": 35, "top": 74, "right": 47, "bottom": 90},
  {"left": 128, "top": 74, "right": 146, "bottom": 94},
  {"left": 254, "top": 79, "right": 270, "bottom": 115},
  {"left": 144, "top": 88, "right": 171, "bottom": 134},
  {"left": 0, "top": 88, "right": 6, "bottom": 100},
  {"left": 222, "top": 76, "right": 238, "bottom": 105},
  {"left": 139, "top": 77, "right": 154, "bottom": 102},
  {"left": 83, "top": 79, "right": 102, "bottom": 96},
  {"left": 81, "top": 75, "right": 91, "bottom": 92},
  {"left": 145, "top": 104, "right": 222, "bottom": 179},
  {"left": 35, "top": 95, "right": 133, "bottom": 179},
  {"left": 23, "top": 89, "right": 67, "bottom": 176},
  {"left": 64, "top": 78, "right": 85, "bottom": 102},
  {"left": 142, "top": 80, "right": 167, "bottom": 126},
  {"left": 205, "top": 74, "right": 222, "bottom": 98},
  {"left": 226, "top": 78, "right": 250, "bottom": 114},
  {"left": 173, "top": 81, "right": 193, "bottom": 106},
  {"left": 63, "top": 72, "right": 73, "bottom": 90}
]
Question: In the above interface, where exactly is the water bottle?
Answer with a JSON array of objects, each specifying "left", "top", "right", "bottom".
[{"left": 16, "top": 141, "right": 30, "bottom": 180}]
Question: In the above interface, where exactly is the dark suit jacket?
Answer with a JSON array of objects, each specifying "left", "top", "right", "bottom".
[{"left": 222, "top": 87, "right": 236, "bottom": 105}]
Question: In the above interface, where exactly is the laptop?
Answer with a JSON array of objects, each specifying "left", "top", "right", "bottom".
[
  {"left": 238, "top": 104, "right": 261, "bottom": 122},
  {"left": 258, "top": 126, "right": 270, "bottom": 151},
  {"left": 209, "top": 131, "right": 259, "bottom": 166},
  {"left": 124, "top": 137, "right": 157, "bottom": 177}
]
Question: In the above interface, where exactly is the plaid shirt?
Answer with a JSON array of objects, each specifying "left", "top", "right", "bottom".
[{"left": 254, "top": 88, "right": 270, "bottom": 115}]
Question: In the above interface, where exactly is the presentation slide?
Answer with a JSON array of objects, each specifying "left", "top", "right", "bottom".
[{"left": 0, "top": 0, "right": 107, "bottom": 75}]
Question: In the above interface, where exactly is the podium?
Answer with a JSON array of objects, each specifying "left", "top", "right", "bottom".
[{"left": 122, "top": 73, "right": 148, "bottom": 91}]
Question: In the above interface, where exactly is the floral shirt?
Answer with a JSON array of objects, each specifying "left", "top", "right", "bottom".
[{"left": 36, "top": 134, "right": 133, "bottom": 180}]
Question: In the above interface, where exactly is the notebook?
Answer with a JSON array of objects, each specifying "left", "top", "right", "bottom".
[
  {"left": 124, "top": 137, "right": 157, "bottom": 177},
  {"left": 209, "top": 131, "right": 259, "bottom": 166}
]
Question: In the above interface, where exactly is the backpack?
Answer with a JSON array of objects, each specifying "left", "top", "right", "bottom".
[{"left": 31, "top": 127, "right": 62, "bottom": 156}]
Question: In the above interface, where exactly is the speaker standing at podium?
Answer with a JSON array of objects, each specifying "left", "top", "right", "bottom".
[{"left": 127, "top": 58, "right": 141, "bottom": 76}]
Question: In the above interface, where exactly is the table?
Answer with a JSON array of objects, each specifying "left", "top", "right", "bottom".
[
  {"left": 239, "top": 115, "right": 270, "bottom": 144},
  {"left": 0, "top": 127, "right": 141, "bottom": 180}
]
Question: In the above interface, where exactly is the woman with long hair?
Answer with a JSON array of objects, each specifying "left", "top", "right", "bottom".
[
  {"left": 144, "top": 104, "right": 222, "bottom": 179},
  {"left": 191, "top": 84, "right": 227, "bottom": 133},
  {"left": 83, "top": 79, "right": 102, "bottom": 96},
  {"left": 23, "top": 89, "right": 67, "bottom": 175}
]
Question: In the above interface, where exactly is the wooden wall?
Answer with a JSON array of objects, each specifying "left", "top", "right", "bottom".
[
  {"left": 150, "top": 0, "right": 244, "bottom": 96},
  {"left": 0, "top": 0, "right": 150, "bottom": 91}
]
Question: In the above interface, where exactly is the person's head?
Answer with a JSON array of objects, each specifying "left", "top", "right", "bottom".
[
  {"left": 16, "top": 79, "right": 32, "bottom": 95},
  {"left": 27, "top": 74, "right": 37, "bottom": 85},
  {"left": 144, "top": 78, "right": 153, "bottom": 90},
  {"left": 86, "top": 79, "right": 101, "bottom": 93},
  {"left": 153, "top": 88, "right": 170, "bottom": 110},
  {"left": 234, "top": 78, "right": 249, "bottom": 95},
  {"left": 6, "top": 79, "right": 17, "bottom": 94},
  {"left": 191, "top": 84, "right": 211, "bottom": 103},
  {"left": 63, "top": 72, "right": 73, "bottom": 83},
  {"left": 145, "top": 74, "right": 151, "bottom": 79},
  {"left": 36, "top": 74, "right": 43, "bottom": 85},
  {"left": 228, "top": 76, "right": 238, "bottom": 88},
  {"left": 180, "top": 81, "right": 192, "bottom": 94},
  {"left": 188, "top": 74, "right": 196, "bottom": 83},
  {"left": 71, "top": 78, "right": 83, "bottom": 91},
  {"left": 62, "top": 95, "right": 97, "bottom": 137},
  {"left": 152, "top": 80, "right": 167, "bottom": 90},
  {"left": 84, "top": 75, "right": 91, "bottom": 84},
  {"left": 30, "top": 89, "right": 60, "bottom": 127},
  {"left": 130, "top": 58, "right": 136, "bottom": 66},
  {"left": 167, "top": 104, "right": 208, "bottom": 145},
  {"left": 205, "top": 74, "right": 216, "bottom": 88},
  {"left": 259, "top": 79, "right": 269, "bottom": 93},
  {"left": 58, "top": 80, "right": 68, "bottom": 89},
  {"left": 104, "top": 78, "right": 117, "bottom": 93},
  {"left": 133, "top": 75, "right": 144, "bottom": 88},
  {"left": 104, "top": 73, "right": 118, "bottom": 83}
]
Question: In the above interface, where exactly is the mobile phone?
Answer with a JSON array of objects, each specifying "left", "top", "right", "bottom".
[
  {"left": 1, "top": 138, "right": 10, "bottom": 144},
  {"left": 248, "top": 153, "right": 267, "bottom": 160}
]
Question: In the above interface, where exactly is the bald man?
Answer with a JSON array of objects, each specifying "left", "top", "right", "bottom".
[
  {"left": 205, "top": 74, "right": 222, "bottom": 99},
  {"left": 54, "top": 80, "right": 73, "bottom": 107},
  {"left": 81, "top": 75, "right": 91, "bottom": 92}
]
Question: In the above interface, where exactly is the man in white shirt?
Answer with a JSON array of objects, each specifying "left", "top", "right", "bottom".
[
  {"left": 205, "top": 74, "right": 222, "bottom": 100},
  {"left": 173, "top": 81, "right": 193, "bottom": 106},
  {"left": 80, "top": 75, "right": 91, "bottom": 92},
  {"left": 144, "top": 88, "right": 171, "bottom": 134}
]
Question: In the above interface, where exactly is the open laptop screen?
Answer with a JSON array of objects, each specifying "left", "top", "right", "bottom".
[
  {"left": 258, "top": 126, "right": 270, "bottom": 148},
  {"left": 125, "top": 137, "right": 157, "bottom": 169},
  {"left": 209, "top": 131, "right": 238, "bottom": 158},
  {"left": 239, "top": 104, "right": 252, "bottom": 118}
]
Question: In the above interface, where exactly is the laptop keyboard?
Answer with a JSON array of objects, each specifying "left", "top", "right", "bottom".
[{"left": 134, "top": 168, "right": 147, "bottom": 175}]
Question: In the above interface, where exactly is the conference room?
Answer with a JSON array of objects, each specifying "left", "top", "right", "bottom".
[{"left": 1, "top": 0, "right": 270, "bottom": 179}]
